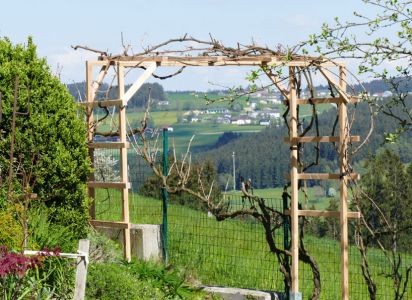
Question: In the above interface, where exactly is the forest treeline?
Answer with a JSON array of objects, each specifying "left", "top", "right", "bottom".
[
  {"left": 200, "top": 101, "right": 412, "bottom": 189},
  {"left": 66, "top": 82, "right": 165, "bottom": 109},
  {"left": 66, "top": 76, "right": 412, "bottom": 106}
]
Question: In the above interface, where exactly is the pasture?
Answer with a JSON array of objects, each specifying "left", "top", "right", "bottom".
[{"left": 94, "top": 190, "right": 412, "bottom": 299}]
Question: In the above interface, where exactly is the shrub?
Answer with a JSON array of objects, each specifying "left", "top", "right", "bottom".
[
  {"left": 87, "top": 260, "right": 210, "bottom": 300},
  {"left": 86, "top": 263, "right": 164, "bottom": 300},
  {"left": 0, "top": 246, "right": 74, "bottom": 299},
  {"left": 0, "top": 37, "right": 90, "bottom": 239},
  {"left": 0, "top": 204, "right": 23, "bottom": 250},
  {"left": 27, "top": 206, "right": 77, "bottom": 252}
]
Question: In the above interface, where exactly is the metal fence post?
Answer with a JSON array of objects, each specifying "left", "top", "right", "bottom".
[
  {"left": 282, "top": 186, "right": 291, "bottom": 299},
  {"left": 162, "top": 128, "right": 169, "bottom": 263}
]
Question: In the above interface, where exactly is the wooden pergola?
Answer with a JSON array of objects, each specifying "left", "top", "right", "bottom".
[{"left": 81, "top": 54, "right": 360, "bottom": 300}]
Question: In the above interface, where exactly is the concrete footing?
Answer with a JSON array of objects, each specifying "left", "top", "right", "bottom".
[
  {"left": 95, "top": 223, "right": 162, "bottom": 261},
  {"left": 202, "top": 286, "right": 280, "bottom": 300},
  {"left": 289, "top": 292, "right": 302, "bottom": 300},
  {"left": 130, "top": 224, "right": 162, "bottom": 261}
]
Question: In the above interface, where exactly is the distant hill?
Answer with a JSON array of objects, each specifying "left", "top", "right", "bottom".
[
  {"left": 66, "top": 82, "right": 165, "bottom": 109},
  {"left": 200, "top": 101, "right": 412, "bottom": 189},
  {"left": 318, "top": 77, "right": 412, "bottom": 95}
]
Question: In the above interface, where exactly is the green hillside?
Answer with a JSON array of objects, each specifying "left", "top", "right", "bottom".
[{"left": 94, "top": 191, "right": 412, "bottom": 299}]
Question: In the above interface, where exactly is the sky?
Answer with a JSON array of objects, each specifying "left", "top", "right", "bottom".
[{"left": 1, "top": 0, "right": 373, "bottom": 91}]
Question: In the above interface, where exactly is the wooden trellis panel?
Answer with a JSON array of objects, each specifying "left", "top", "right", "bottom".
[{"left": 81, "top": 55, "right": 358, "bottom": 299}]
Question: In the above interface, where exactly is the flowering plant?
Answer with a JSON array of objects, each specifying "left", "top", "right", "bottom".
[{"left": 0, "top": 246, "right": 61, "bottom": 299}]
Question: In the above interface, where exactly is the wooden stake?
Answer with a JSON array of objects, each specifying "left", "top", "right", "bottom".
[
  {"left": 118, "top": 64, "right": 131, "bottom": 262},
  {"left": 74, "top": 239, "right": 89, "bottom": 300},
  {"left": 289, "top": 67, "right": 300, "bottom": 296},
  {"left": 339, "top": 65, "right": 349, "bottom": 300}
]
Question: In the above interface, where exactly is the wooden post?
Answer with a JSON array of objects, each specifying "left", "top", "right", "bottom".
[
  {"left": 339, "top": 65, "right": 349, "bottom": 300},
  {"left": 118, "top": 64, "right": 131, "bottom": 261},
  {"left": 86, "top": 62, "right": 96, "bottom": 219},
  {"left": 74, "top": 239, "right": 90, "bottom": 300},
  {"left": 289, "top": 67, "right": 301, "bottom": 299}
]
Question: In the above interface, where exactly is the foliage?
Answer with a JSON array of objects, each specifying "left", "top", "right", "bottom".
[
  {"left": 86, "top": 260, "right": 208, "bottom": 300},
  {"left": 358, "top": 149, "right": 412, "bottom": 250},
  {"left": 87, "top": 230, "right": 124, "bottom": 264},
  {"left": 126, "top": 260, "right": 205, "bottom": 299},
  {"left": 353, "top": 149, "right": 412, "bottom": 299},
  {"left": 0, "top": 37, "right": 90, "bottom": 238},
  {"left": 27, "top": 206, "right": 77, "bottom": 252},
  {"left": 93, "top": 150, "right": 120, "bottom": 182},
  {"left": 0, "top": 246, "right": 74, "bottom": 300},
  {"left": 0, "top": 204, "right": 24, "bottom": 250},
  {"left": 302, "top": 0, "right": 412, "bottom": 140}
]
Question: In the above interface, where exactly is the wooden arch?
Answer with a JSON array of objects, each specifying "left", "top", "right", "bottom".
[{"left": 81, "top": 54, "right": 360, "bottom": 300}]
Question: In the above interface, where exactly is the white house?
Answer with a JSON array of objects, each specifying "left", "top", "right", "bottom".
[
  {"left": 259, "top": 119, "right": 271, "bottom": 126},
  {"left": 205, "top": 108, "right": 231, "bottom": 114}
]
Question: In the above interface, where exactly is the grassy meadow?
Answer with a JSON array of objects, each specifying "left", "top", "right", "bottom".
[{"left": 94, "top": 190, "right": 412, "bottom": 299}]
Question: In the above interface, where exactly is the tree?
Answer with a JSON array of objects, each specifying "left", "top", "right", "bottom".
[
  {"left": 302, "top": 0, "right": 412, "bottom": 141},
  {"left": 0, "top": 37, "right": 90, "bottom": 238},
  {"left": 353, "top": 150, "right": 412, "bottom": 299}
]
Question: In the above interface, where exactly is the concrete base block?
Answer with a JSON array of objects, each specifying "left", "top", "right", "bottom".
[
  {"left": 95, "top": 223, "right": 162, "bottom": 261},
  {"left": 289, "top": 292, "right": 302, "bottom": 300},
  {"left": 202, "top": 286, "right": 279, "bottom": 300},
  {"left": 130, "top": 224, "right": 162, "bottom": 261}
]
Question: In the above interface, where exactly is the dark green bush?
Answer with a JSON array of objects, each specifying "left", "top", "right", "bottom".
[{"left": 0, "top": 37, "right": 90, "bottom": 239}]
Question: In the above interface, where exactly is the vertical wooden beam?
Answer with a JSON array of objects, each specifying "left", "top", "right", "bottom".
[
  {"left": 339, "top": 65, "right": 349, "bottom": 300},
  {"left": 86, "top": 62, "right": 96, "bottom": 219},
  {"left": 118, "top": 64, "right": 131, "bottom": 261},
  {"left": 289, "top": 67, "right": 301, "bottom": 299}
]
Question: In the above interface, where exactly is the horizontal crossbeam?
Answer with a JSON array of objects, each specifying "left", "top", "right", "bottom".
[
  {"left": 284, "top": 136, "right": 360, "bottom": 143},
  {"left": 89, "top": 56, "right": 342, "bottom": 68},
  {"left": 87, "top": 181, "right": 130, "bottom": 189},
  {"left": 88, "top": 142, "right": 130, "bottom": 149},
  {"left": 283, "top": 209, "right": 361, "bottom": 219},
  {"left": 285, "top": 96, "right": 359, "bottom": 105},
  {"left": 284, "top": 173, "right": 360, "bottom": 180},
  {"left": 79, "top": 99, "right": 124, "bottom": 108},
  {"left": 90, "top": 220, "right": 130, "bottom": 229}
]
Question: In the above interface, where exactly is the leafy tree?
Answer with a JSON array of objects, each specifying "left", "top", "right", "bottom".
[
  {"left": 358, "top": 149, "right": 411, "bottom": 250},
  {"left": 302, "top": 0, "right": 412, "bottom": 141},
  {"left": 354, "top": 149, "right": 412, "bottom": 299},
  {"left": 0, "top": 37, "right": 90, "bottom": 238}
]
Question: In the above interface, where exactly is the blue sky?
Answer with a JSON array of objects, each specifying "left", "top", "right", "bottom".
[{"left": 1, "top": 0, "right": 372, "bottom": 91}]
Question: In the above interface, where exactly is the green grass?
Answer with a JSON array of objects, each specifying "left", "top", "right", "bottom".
[
  {"left": 94, "top": 190, "right": 412, "bottom": 299},
  {"left": 169, "top": 123, "right": 262, "bottom": 152},
  {"left": 93, "top": 108, "right": 265, "bottom": 153},
  {"left": 228, "top": 187, "right": 332, "bottom": 210},
  {"left": 166, "top": 92, "right": 252, "bottom": 110}
]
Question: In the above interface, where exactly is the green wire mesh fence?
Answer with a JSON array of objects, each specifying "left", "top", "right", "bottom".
[{"left": 92, "top": 146, "right": 412, "bottom": 299}]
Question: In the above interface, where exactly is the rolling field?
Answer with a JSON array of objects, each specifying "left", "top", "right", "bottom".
[
  {"left": 94, "top": 190, "right": 412, "bottom": 299},
  {"left": 92, "top": 92, "right": 336, "bottom": 155}
]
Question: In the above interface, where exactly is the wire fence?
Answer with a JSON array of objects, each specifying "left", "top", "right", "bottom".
[{"left": 92, "top": 148, "right": 412, "bottom": 299}]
